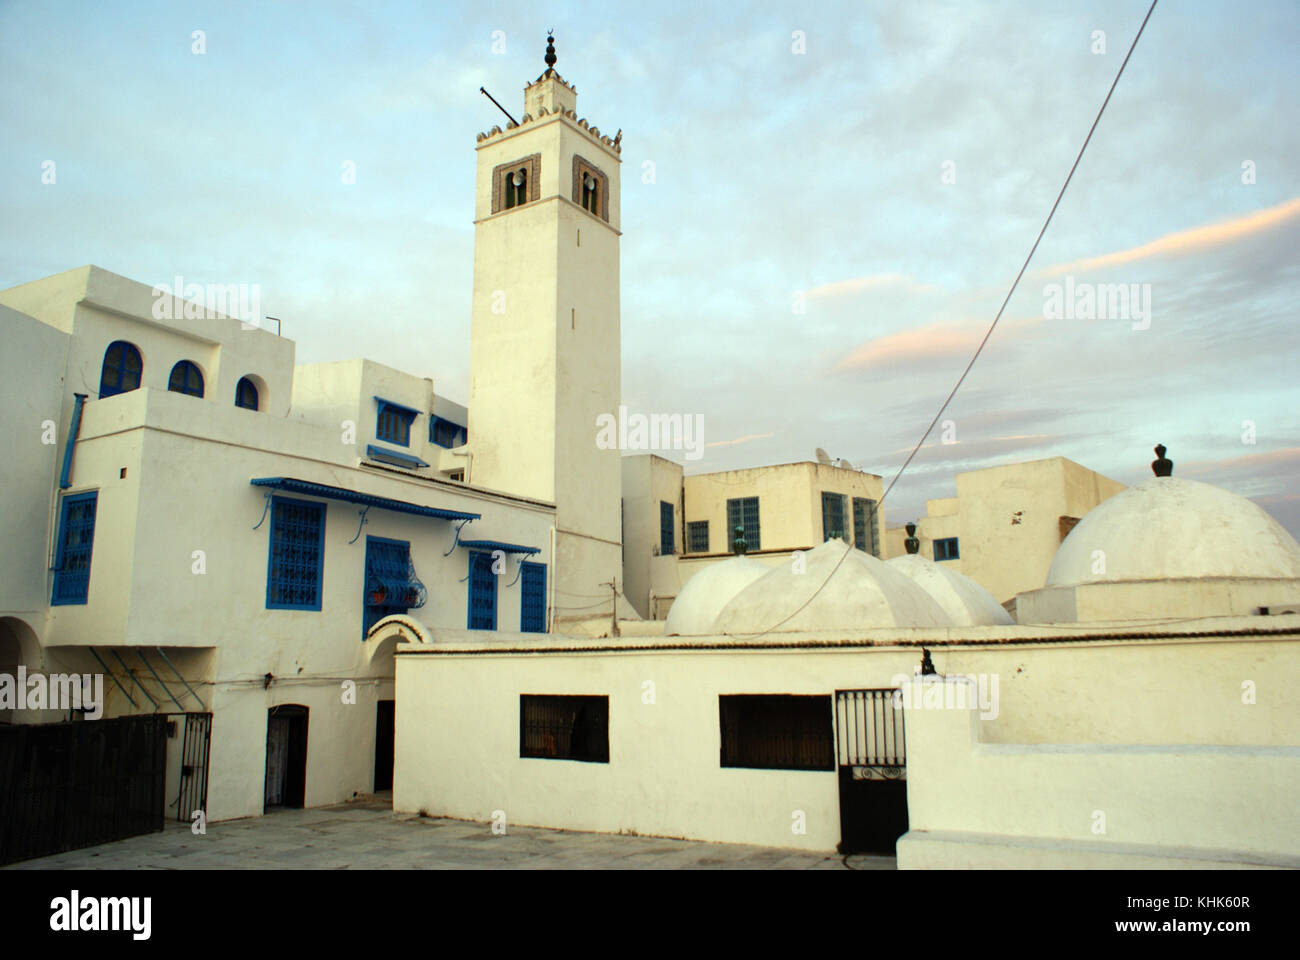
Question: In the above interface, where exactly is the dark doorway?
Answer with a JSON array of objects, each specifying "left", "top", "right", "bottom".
[
  {"left": 835, "top": 689, "right": 909, "bottom": 855},
  {"left": 374, "top": 699, "right": 395, "bottom": 791},
  {"left": 264, "top": 705, "right": 308, "bottom": 811}
]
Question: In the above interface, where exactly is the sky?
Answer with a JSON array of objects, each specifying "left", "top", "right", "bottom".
[{"left": 2, "top": 0, "right": 1297, "bottom": 535}]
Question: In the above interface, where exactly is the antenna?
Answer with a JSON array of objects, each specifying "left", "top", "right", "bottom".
[
  {"left": 479, "top": 86, "right": 519, "bottom": 127},
  {"left": 815, "top": 448, "right": 832, "bottom": 466}
]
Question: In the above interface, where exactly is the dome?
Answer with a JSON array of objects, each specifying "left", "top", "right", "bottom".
[
  {"left": 664, "top": 556, "right": 770, "bottom": 636},
  {"left": 1047, "top": 476, "right": 1300, "bottom": 586},
  {"left": 887, "top": 553, "right": 1014, "bottom": 625},
  {"left": 712, "top": 539, "right": 953, "bottom": 635}
]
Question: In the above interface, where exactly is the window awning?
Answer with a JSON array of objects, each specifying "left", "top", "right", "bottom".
[
  {"left": 458, "top": 539, "right": 540, "bottom": 556},
  {"left": 366, "top": 444, "right": 429, "bottom": 469},
  {"left": 373, "top": 396, "right": 421, "bottom": 417},
  {"left": 251, "top": 477, "right": 480, "bottom": 521}
]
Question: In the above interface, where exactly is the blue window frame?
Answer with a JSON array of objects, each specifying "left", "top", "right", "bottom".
[
  {"left": 726, "top": 497, "right": 760, "bottom": 551},
  {"left": 376, "top": 398, "right": 417, "bottom": 447},
  {"left": 687, "top": 521, "right": 709, "bottom": 553},
  {"left": 822, "top": 492, "right": 846, "bottom": 542},
  {"left": 520, "top": 561, "right": 547, "bottom": 633},
  {"left": 934, "top": 537, "right": 960, "bottom": 561},
  {"left": 467, "top": 550, "right": 497, "bottom": 630},
  {"left": 362, "top": 536, "right": 425, "bottom": 638},
  {"left": 168, "top": 360, "right": 204, "bottom": 397},
  {"left": 265, "top": 497, "right": 326, "bottom": 610},
  {"left": 853, "top": 497, "right": 879, "bottom": 555},
  {"left": 99, "top": 341, "right": 142, "bottom": 397},
  {"left": 235, "top": 376, "right": 259, "bottom": 410},
  {"left": 429, "top": 415, "right": 467, "bottom": 449},
  {"left": 659, "top": 501, "right": 674, "bottom": 555},
  {"left": 51, "top": 491, "right": 98, "bottom": 605}
]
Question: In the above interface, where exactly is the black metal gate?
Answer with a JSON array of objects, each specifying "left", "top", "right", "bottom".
[
  {"left": 0, "top": 715, "right": 167, "bottom": 866},
  {"left": 835, "top": 689, "right": 909, "bottom": 855},
  {"left": 175, "top": 713, "right": 212, "bottom": 823}
]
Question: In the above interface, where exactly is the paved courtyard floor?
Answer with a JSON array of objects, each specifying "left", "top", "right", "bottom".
[{"left": 7, "top": 796, "right": 895, "bottom": 870}]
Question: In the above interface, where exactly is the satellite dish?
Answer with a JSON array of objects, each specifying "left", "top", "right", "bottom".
[
  {"left": 838, "top": 458, "right": 855, "bottom": 471},
  {"left": 815, "top": 448, "right": 832, "bottom": 465}
]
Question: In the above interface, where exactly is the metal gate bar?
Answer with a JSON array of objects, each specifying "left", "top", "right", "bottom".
[{"left": 176, "top": 713, "right": 212, "bottom": 823}]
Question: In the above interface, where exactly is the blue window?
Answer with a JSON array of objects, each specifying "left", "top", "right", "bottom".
[
  {"left": 429, "top": 415, "right": 467, "bottom": 449},
  {"left": 376, "top": 399, "right": 417, "bottom": 447},
  {"left": 853, "top": 497, "right": 879, "bottom": 555},
  {"left": 235, "top": 376, "right": 259, "bottom": 410},
  {"left": 51, "top": 491, "right": 98, "bottom": 605},
  {"left": 687, "top": 521, "right": 709, "bottom": 553},
  {"left": 265, "top": 497, "right": 325, "bottom": 610},
  {"left": 822, "top": 492, "right": 846, "bottom": 542},
  {"left": 934, "top": 537, "right": 960, "bottom": 561},
  {"left": 99, "top": 341, "right": 142, "bottom": 397},
  {"left": 168, "top": 360, "right": 204, "bottom": 397},
  {"left": 659, "top": 501, "right": 674, "bottom": 555},
  {"left": 520, "top": 561, "right": 547, "bottom": 633},
  {"left": 467, "top": 551, "right": 497, "bottom": 630},
  {"left": 362, "top": 536, "right": 425, "bottom": 638},
  {"left": 726, "top": 497, "right": 760, "bottom": 551}
]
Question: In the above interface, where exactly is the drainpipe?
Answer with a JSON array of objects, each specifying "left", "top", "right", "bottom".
[
  {"left": 547, "top": 525, "right": 557, "bottom": 632},
  {"left": 59, "top": 393, "right": 88, "bottom": 490}
]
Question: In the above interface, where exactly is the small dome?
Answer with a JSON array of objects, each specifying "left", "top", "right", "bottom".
[
  {"left": 713, "top": 540, "right": 952, "bottom": 635},
  {"left": 1047, "top": 476, "right": 1300, "bottom": 586},
  {"left": 887, "top": 554, "right": 1014, "bottom": 625},
  {"left": 665, "top": 556, "right": 770, "bottom": 636}
]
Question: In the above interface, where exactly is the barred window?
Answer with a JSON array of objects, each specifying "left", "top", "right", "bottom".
[
  {"left": 362, "top": 536, "right": 425, "bottom": 638},
  {"left": 853, "top": 497, "right": 879, "bottom": 555},
  {"left": 376, "top": 401, "right": 416, "bottom": 447},
  {"left": 719, "top": 695, "right": 834, "bottom": 771},
  {"left": 659, "top": 501, "right": 674, "bottom": 555},
  {"left": 726, "top": 497, "right": 760, "bottom": 551},
  {"left": 822, "top": 492, "right": 846, "bottom": 542},
  {"left": 520, "top": 695, "right": 609, "bottom": 763},
  {"left": 265, "top": 498, "right": 325, "bottom": 610},
  {"left": 52, "top": 491, "right": 98, "bottom": 605},
  {"left": 429, "top": 415, "right": 466, "bottom": 449},
  {"left": 467, "top": 550, "right": 496, "bottom": 630},
  {"left": 520, "top": 562, "right": 547, "bottom": 633},
  {"left": 687, "top": 521, "right": 709, "bottom": 553},
  {"left": 934, "top": 537, "right": 960, "bottom": 561}
]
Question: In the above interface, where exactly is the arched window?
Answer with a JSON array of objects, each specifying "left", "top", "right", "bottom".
[
  {"left": 168, "top": 360, "right": 204, "bottom": 397},
  {"left": 99, "top": 341, "right": 142, "bottom": 397},
  {"left": 235, "top": 376, "right": 260, "bottom": 411}
]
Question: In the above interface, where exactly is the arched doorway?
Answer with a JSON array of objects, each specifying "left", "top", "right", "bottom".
[
  {"left": 0, "top": 617, "right": 40, "bottom": 724},
  {"left": 264, "top": 704, "right": 309, "bottom": 811}
]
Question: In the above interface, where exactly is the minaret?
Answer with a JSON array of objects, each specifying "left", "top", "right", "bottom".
[{"left": 466, "top": 34, "right": 624, "bottom": 622}]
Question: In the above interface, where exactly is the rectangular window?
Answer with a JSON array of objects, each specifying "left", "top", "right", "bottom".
[
  {"left": 429, "top": 415, "right": 467, "bottom": 449},
  {"left": 659, "top": 501, "right": 674, "bottom": 555},
  {"left": 51, "top": 491, "right": 98, "bottom": 605},
  {"left": 376, "top": 400, "right": 417, "bottom": 447},
  {"left": 934, "top": 537, "right": 960, "bottom": 561},
  {"left": 719, "top": 695, "right": 835, "bottom": 771},
  {"left": 362, "top": 537, "right": 419, "bottom": 639},
  {"left": 266, "top": 497, "right": 325, "bottom": 610},
  {"left": 687, "top": 521, "right": 709, "bottom": 553},
  {"left": 822, "top": 492, "right": 846, "bottom": 542},
  {"left": 467, "top": 550, "right": 497, "bottom": 630},
  {"left": 726, "top": 497, "right": 761, "bottom": 551},
  {"left": 520, "top": 561, "right": 547, "bottom": 633},
  {"left": 520, "top": 695, "right": 609, "bottom": 763},
  {"left": 853, "top": 498, "right": 879, "bottom": 555}
]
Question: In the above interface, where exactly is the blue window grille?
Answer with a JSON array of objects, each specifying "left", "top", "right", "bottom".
[
  {"left": 51, "top": 491, "right": 98, "bottom": 605},
  {"left": 99, "top": 341, "right": 142, "bottom": 397},
  {"left": 934, "top": 537, "right": 960, "bottom": 561},
  {"left": 430, "top": 415, "right": 467, "bottom": 449},
  {"left": 467, "top": 550, "right": 497, "bottom": 630},
  {"left": 362, "top": 537, "right": 425, "bottom": 638},
  {"left": 235, "top": 376, "right": 259, "bottom": 410},
  {"left": 168, "top": 360, "right": 204, "bottom": 397},
  {"left": 520, "top": 561, "right": 547, "bottom": 633},
  {"left": 687, "top": 521, "right": 709, "bottom": 553},
  {"left": 726, "top": 497, "right": 760, "bottom": 551},
  {"left": 265, "top": 497, "right": 325, "bottom": 610},
  {"left": 659, "top": 501, "right": 674, "bottom": 555},
  {"left": 822, "top": 492, "right": 846, "bottom": 542},
  {"left": 376, "top": 400, "right": 417, "bottom": 447},
  {"left": 853, "top": 497, "right": 879, "bottom": 555}
]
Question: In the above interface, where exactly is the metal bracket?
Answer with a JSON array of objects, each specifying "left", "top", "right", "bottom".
[
  {"left": 506, "top": 556, "right": 525, "bottom": 588},
  {"left": 252, "top": 490, "right": 273, "bottom": 530},
  {"left": 443, "top": 517, "right": 473, "bottom": 557},
  {"left": 348, "top": 505, "right": 372, "bottom": 544}
]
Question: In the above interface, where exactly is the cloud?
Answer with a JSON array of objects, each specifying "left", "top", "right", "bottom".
[
  {"left": 705, "top": 432, "right": 776, "bottom": 449},
  {"left": 806, "top": 273, "right": 936, "bottom": 299},
  {"left": 831, "top": 321, "right": 978, "bottom": 373}
]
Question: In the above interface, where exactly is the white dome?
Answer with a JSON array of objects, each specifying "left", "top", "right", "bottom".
[
  {"left": 713, "top": 539, "right": 953, "bottom": 635},
  {"left": 1047, "top": 476, "right": 1300, "bottom": 586},
  {"left": 664, "top": 556, "right": 770, "bottom": 636},
  {"left": 887, "top": 553, "right": 1014, "bottom": 625}
]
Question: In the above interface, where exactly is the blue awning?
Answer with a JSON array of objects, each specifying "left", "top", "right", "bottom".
[
  {"left": 373, "top": 396, "right": 421, "bottom": 417},
  {"left": 251, "top": 477, "right": 480, "bottom": 521},
  {"left": 458, "top": 539, "right": 540, "bottom": 556},
  {"left": 366, "top": 444, "right": 429, "bottom": 469}
]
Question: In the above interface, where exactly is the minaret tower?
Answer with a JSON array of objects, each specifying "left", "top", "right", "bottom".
[{"left": 466, "top": 34, "right": 624, "bottom": 623}]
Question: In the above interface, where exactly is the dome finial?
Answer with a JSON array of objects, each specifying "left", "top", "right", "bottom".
[
  {"left": 904, "top": 522, "right": 920, "bottom": 555},
  {"left": 544, "top": 31, "right": 557, "bottom": 71},
  {"left": 1152, "top": 444, "right": 1173, "bottom": 477}
]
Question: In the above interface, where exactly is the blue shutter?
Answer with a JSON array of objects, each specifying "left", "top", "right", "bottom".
[
  {"left": 362, "top": 537, "right": 425, "bottom": 638},
  {"left": 520, "top": 562, "right": 547, "bottom": 632},
  {"left": 467, "top": 551, "right": 497, "bottom": 630},
  {"left": 659, "top": 501, "right": 674, "bottom": 555},
  {"left": 265, "top": 497, "right": 325, "bottom": 610},
  {"left": 52, "top": 491, "right": 98, "bottom": 605}
]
